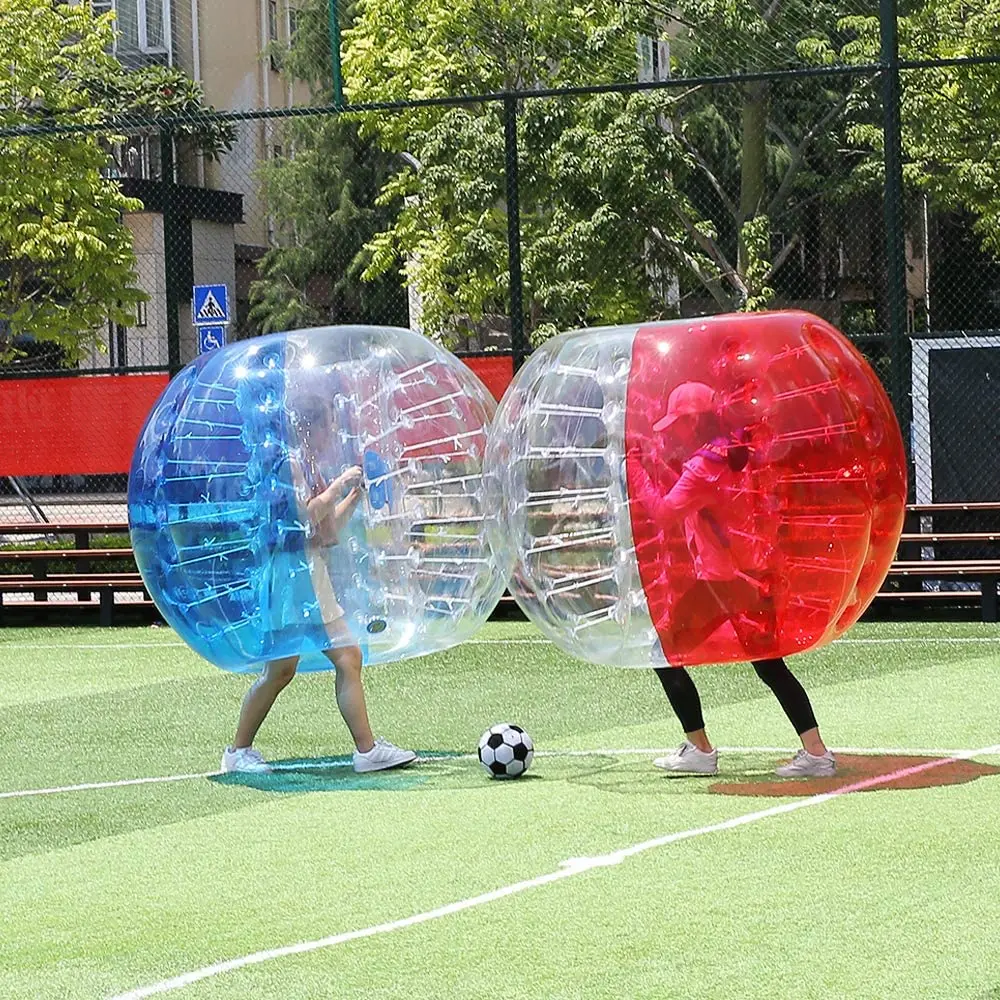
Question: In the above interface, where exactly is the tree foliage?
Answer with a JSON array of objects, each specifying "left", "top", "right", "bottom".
[
  {"left": 0, "top": 0, "right": 233, "bottom": 363},
  {"left": 247, "top": 0, "right": 407, "bottom": 333},
  {"left": 342, "top": 0, "right": 702, "bottom": 344},
  {"left": 257, "top": 0, "right": 999, "bottom": 345},
  {"left": 249, "top": 115, "right": 408, "bottom": 333},
  {"left": 669, "top": 0, "right": 862, "bottom": 310},
  {"left": 804, "top": 0, "right": 1000, "bottom": 253},
  {"left": 341, "top": 0, "right": 869, "bottom": 341}
]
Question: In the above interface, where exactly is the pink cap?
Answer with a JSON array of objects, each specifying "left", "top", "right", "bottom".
[{"left": 652, "top": 381, "right": 716, "bottom": 431}]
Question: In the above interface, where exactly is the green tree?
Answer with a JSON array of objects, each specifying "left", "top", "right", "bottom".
[
  {"left": 247, "top": 1, "right": 407, "bottom": 334},
  {"left": 0, "top": 0, "right": 233, "bottom": 363},
  {"left": 668, "top": 0, "right": 862, "bottom": 311},
  {"left": 343, "top": 0, "right": 701, "bottom": 344},
  {"left": 341, "top": 0, "right": 867, "bottom": 341},
  {"left": 805, "top": 0, "right": 1000, "bottom": 252}
]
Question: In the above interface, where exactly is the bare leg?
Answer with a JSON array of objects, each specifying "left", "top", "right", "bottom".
[
  {"left": 797, "top": 727, "right": 828, "bottom": 756},
  {"left": 325, "top": 642, "right": 375, "bottom": 753},
  {"left": 232, "top": 656, "right": 298, "bottom": 749},
  {"left": 682, "top": 727, "right": 714, "bottom": 753}
]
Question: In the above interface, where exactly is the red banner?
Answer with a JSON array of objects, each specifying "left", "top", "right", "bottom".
[
  {"left": 0, "top": 354, "right": 515, "bottom": 479},
  {"left": 462, "top": 354, "right": 514, "bottom": 402},
  {"left": 1, "top": 373, "right": 169, "bottom": 477}
]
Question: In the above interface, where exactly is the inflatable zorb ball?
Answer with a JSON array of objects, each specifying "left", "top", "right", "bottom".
[
  {"left": 485, "top": 311, "right": 906, "bottom": 667},
  {"left": 129, "top": 326, "right": 508, "bottom": 672}
]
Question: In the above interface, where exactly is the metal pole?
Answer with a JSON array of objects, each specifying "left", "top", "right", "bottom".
[
  {"left": 329, "top": 0, "right": 345, "bottom": 110},
  {"left": 160, "top": 128, "right": 182, "bottom": 375},
  {"left": 879, "top": 0, "right": 911, "bottom": 458},
  {"left": 503, "top": 95, "right": 528, "bottom": 371}
]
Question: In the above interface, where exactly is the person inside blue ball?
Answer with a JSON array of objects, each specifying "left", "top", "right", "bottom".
[{"left": 221, "top": 388, "right": 416, "bottom": 775}]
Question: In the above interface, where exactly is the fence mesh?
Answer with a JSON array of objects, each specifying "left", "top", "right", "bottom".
[{"left": 1, "top": 0, "right": 999, "bottom": 527}]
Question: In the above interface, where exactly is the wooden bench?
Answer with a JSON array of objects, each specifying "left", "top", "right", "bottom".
[
  {"left": 2, "top": 505, "right": 1000, "bottom": 623},
  {"left": 0, "top": 522, "right": 147, "bottom": 624},
  {"left": 0, "top": 521, "right": 131, "bottom": 548},
  {"left": 878, "top": 502, "right": 1000, "bottom": 621},
  {"left": 0, "top": 574, "right": 151, "bottom": 626}
]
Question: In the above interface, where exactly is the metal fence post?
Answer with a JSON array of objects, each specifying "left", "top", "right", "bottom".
[
  {"left": 329, "top": 0, "right": 345, "bottom": 110},
  {"left": 880, "top": 0, "right": 912, "bottom": 469},
  {"left": 503, "top": 94, "right": 528, "bottom": 371},
  {"left": 160, "top": 127, "right": 182, "bottom": 375}
]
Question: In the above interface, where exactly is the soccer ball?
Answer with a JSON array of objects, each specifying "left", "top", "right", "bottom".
[{"left": 478, "top": 723, "right": 534, "bottom": 779}]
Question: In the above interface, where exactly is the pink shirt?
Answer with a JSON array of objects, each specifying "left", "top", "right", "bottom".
[{"left": 632, "top": 439, "right": 751, "bottom": 581}]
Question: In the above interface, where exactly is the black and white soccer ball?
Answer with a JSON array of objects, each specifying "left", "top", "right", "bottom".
[{"left": 478, "top": 723, "right": 534, "bottom": 779}]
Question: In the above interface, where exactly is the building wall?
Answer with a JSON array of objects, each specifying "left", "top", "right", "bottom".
[
  {"left": 128, "top": 213, "right": 171, "bottom": 367},
  {"left": 81, "top": 213, "right": 170, "bottom": 370},
  {"left": 80, "top": 214, "right": 237, "bottom": 370},
  {"left": 172, "top": 0, "right": 311, "bottom": 251},
  {"left": 181, "top": 220, "right": 239, "bottom": 363}
]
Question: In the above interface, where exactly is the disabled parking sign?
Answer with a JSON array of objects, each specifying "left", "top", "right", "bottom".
[{"left": 198, "top": 325, "right": 227, "bottom": 354}]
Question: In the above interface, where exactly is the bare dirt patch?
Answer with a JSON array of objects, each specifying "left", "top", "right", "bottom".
[{"left": 710, "top": 753, "right": 1000, "bottom": 798}]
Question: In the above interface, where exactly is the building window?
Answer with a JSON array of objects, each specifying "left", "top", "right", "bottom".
[
  {"left": 93, "top": 1, "right": 169, "bottom": 56},
  {"left": 288, "top": 6, "right": 299, "bottom": 42},
  {"left": 141, "top": 0, "right": 166, "bottom": 50},
  {"left": 135, "top": 300, "right": 148, "bottom": 329},
  {"left": 268, "top": 0, "right": 281, "bottom": 71}
]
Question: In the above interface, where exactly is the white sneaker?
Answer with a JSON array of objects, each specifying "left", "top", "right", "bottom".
[
  {"left": 775, "top": 749, "right": 836, "bottom": 778},
  {"left": 221, "top": 746, "right": 273, "bottom": 774},
  {"left": 353, "top": 737, "right": 417, "bottom": 774},
  {"left": 653, "top": 741, "right": 719, "bottom": 775}
]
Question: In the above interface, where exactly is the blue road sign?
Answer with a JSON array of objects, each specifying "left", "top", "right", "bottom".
[
  {"left": 198, "top": 325, "right": 227, "bottom": 354},
  {"left": 192, "top": 284, "right": 229, "bottom": 325}
]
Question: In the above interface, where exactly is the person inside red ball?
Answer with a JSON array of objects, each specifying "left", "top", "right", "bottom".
[{"left": 629, "top": 380, "right": 836, "bottom": 778}]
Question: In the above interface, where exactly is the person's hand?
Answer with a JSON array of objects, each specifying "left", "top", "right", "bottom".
[{"left": 336, "top": 465, "right": 364, "bottom": 490}]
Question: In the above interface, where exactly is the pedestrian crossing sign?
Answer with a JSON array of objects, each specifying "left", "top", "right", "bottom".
[{"left": 192, "top": 284, "right": 230, "bottom": 326}]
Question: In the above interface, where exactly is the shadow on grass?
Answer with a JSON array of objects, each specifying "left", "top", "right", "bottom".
[
  {"left": 209, "top": 750, "right": 481, "bottom": 794},
  {"left": 560, "top": 752, "right": 794, "bottom": 797}
]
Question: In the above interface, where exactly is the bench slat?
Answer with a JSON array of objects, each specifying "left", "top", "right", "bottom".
[
  {"left": 0, "top": 578, "right": 145, "bottom": 592},
  {"left": 889, "top": 561, "right": 1000, "bottom": 573},
  {"left": 0, "top": 549, "right": 134, "bottom": 560},
  {"left": 898, "top": 533, "right": 1000, "bottom": 543},
  {"left": 0, "top": 522, "right": 128, "bottom": 534}
]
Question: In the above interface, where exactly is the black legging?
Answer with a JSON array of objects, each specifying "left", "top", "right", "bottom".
[{"left": 654, "top": 659, "right": 818, "bottom": 736}]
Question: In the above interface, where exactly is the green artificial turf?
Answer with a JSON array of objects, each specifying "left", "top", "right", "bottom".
[{"left": 0, "top": 621, "right": 998, "bottom": 999}]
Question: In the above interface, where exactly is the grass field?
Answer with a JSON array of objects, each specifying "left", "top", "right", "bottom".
[{"left": 1, "top": 620, "right": 998, "bottom": 1000}]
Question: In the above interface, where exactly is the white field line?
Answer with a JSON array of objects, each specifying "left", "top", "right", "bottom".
[
  {"left": 0, "top": 771, "right": 222, "bottom": 800},
  {"left": 3, "top": 745, "right": 998, "bottom": 801},
  {"left": 107, "top": 743, "right": 1000, "bottom": 1000},
  {"left": 0, "top": 639, "right": 549, "bottom": 649},
  {"left": 3, "top": 635, "right": 1000, "bottom": 652}
]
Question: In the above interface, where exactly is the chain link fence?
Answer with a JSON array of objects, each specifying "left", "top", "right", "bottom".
[{"left": 1, "top": 0, "right": 999, "bottom": 526}]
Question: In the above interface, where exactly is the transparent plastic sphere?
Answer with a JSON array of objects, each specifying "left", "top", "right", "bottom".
[
  {"left": 129, "top": 326, "right": 509, "bottom": 672},
  {"left": 485, "top": 311, "right": 906, "bottom": 668}
]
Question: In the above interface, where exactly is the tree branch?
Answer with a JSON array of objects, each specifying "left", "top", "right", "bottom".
[
  {"left": 763, "top": 232, "right": 800, "bottom": 283},
  {"left": 665, "top": 209, "right": 747, "bottom": 308},
  {"left": 678, "top": 132, "right": 739, "bottom": 221},
  {"left": 766, "top": 91, "right": 852, "bottom": 219},
  {"left": 762, "top": 0, "right": 784, "bottom": 25}
]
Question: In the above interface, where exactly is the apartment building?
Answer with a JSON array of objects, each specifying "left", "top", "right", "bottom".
[{"left": 84, "top": 0, "right": 307, "bottom": 369}]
